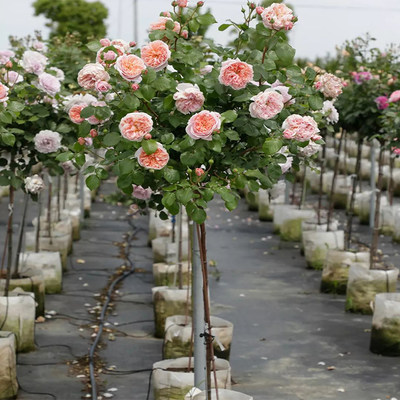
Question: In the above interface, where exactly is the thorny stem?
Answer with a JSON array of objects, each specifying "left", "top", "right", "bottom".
[
  {"left": 299, "top": 163, "right": 307, "bottom": 210},
  {"left": 4, "top": 186, "right": 15, "bottom": 297},
  {"left": 13, "top": 193, "right": 29, "bottom": 278},
  {"left": 317, "top": 144, "right": 326, "bottom": 225}
]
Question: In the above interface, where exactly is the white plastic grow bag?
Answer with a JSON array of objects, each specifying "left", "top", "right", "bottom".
[{"left": 0, "top": 332, "right": 18, "bottom": 399}]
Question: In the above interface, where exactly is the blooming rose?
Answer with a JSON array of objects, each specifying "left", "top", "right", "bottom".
[
  {"left": 20, "top": 50, "right": 47, "bottom": 74},
  {"left": 132, "top": 185, "right": 152, "bottom": 200},
  {"left": 86, "top": 101, "right": 111, "bottom": 125},
  {"left": 298, "top": 141, "right": 321, "bottom": 157},
  {"left": 315, "top": 73, "right": 343, "bottom": 98},
  {"left": 100, "top": 38, "right": 111, "bottom": 47},
  {"left": 37, "top": 72, "right": 61, "bottom": 96},
  {"left": 173, "top": 83, "right": 205, "bottom": 114},
  {"left": 282, "top": 114, "right": 320, "bottom": 142},
  {"left": 249, "top": 89, "right": 284, "bottom": 120},
  {"left": 77, "top": 63, "right": 110, "bottom": 89},
  {"left": 34, "top": 130, "right": 62, "bottom": 153},
  {"left": 0, "top": 83, "right": 9, "bottom": 104},
  {"left": 200, "top": 65, "right": 213, "bottom": 75},
  {"left": 0, "top": 50, "right": 14, "bottom": 65},
  {"left": 111, "top": 39, "right": 130, "bottom": 53},
  {"left": 24, "top": 174, "right": 45, "bottom": 194},
  {"left": 141, "top": 40, "right": 171, "bottom": 71},
  {"left": 49, "top": 67, "right": 65, "bottom": 81},
  {"left": 177, "top": 0, "right": 188, "bottom": 6},
  {"left": 270, "top": 80, "right": 293, "bottom": 104},
  {"left": 261, "top": 3, "right": 295, "bottom": 31},
  {"left": 375, "top": 96, "right": 389, "bottom": 110},
  {"left": 33, "top": 41, "right": 46, "bottom": 52},
  {"left": 4, "top": 71, "right": 23, "bottom": 85},
  {"left": 218, "top": 59, "right": 254, "bottom": 90},
  {"left": 321, "top": 100, "right": 339, "bottom": 124},
  {"left": 68, "top": 104, "right": 87, "bottom": 124},
  {"left": 389, "top": 90, "right": 400, "bottom": 103},
  {"left": 149, "top": 17, "right": 180, "bottom": 33},
  {"left": 63, "top": 93, "right": 97, "bottom": 112},
  {"left": 95, "top": 80, "right": 112, "bottom": 92},
  {"left": 352, "top": 71, "right": 373, "bottom": 84},
  {"left": 115, "top": 54, "right": 146, "bottom": 82},
  {"left": 135, "top": 143, "right": 169, "bottom": 170},
  {"left": 119, "top": 112, "right": 153, "bottom": 141},
  {"left": 96, "top": 47, "right": 120, "bottom": 66},
  {"left": 186, "top": 110, "right": 221, "bottom": 141}
]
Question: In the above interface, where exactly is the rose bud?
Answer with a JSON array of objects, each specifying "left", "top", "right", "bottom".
[
  {"left": 78, "top": 137, "right": 85, "bottom": 146},
  {"left": 197, "top": 1, "right": 204, "bottom": 6},
  {"left": 90, "top": 129, "right": 98, "bottom": 138},
  {"left": 131, "top": 83, "right": 140, "bottom": 91},
  {"left": 144, "top": 133, "right": 152, "bottom": 140},
  {"left": 100, "top": 38, "right": 111, "bottom": 47},
  {"left": 195, "top": 168, "right": 205, "bottom": 176},
  {"left": 129, "top": 41, "right": 137, "bottom": 47},
  {"left": 256, "top": 6, "right": 264, "bottom": 15}
]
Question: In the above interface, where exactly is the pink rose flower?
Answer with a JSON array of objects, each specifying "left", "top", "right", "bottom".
[
  {"left": 321, "top": 100, "right": 339, "bottom": 124},
  {"left": 315, "top": 73, "right": 343, "bottom": 98},
  {"left": 195, "top": 168, "right": 205, "bottom": 176},
  {"left": 63, "top": 93, "right": 97, "bottom": 112},
  {"left": 270, "top": 80, "right": 293, "bottom": 104},
  {"left": 111, "top": 39, "right": 130, "bottom": 53},
  {"left": 162, "top": 11, "right": 171, "bottom": 17},
  {"left": 0, "top": 50, "right": 15, "bottom": 65},
  {"left": 389, "top": 90, "right": 400, "bottom": 103},
  {"left": 135, "top": 143, "right": 169, "bottom": 170},
  {"left": 261, "top": 3, "right": 295, "bottom": 31},
  {"left": 181, "top": 30, "right": 189, "bottom": 39},
  {"left": 115, "top": 54, "right": 146, "bottom": 82},
  {"left": 86, "top": 101, "right": 111, "bottom": 125},
  {"left": 34, "top": 130, "right": 62, "bottom": 153},
  {"left": 279, "top": 155, "right": 293, "bottom": 174},
  {"left": 95, "top": 80, "right": 112, "bottom": 92},
  {"left": 77, "top": 63, "right": 110, "bottom": 89},
  {"left": 218, "top": 59, "right": 254, "bottom": 90},
  {"left": 177, "top": 0, "right": 188, "bottom": 7},
  {"left": 186, "top": 110, "right": 221, "bottom": 141},
  {"left": 173, "top": 83, "right": 205, "bottom": 114},
  {"left": 352, "top": 71, "right": 373, "bottom": 84},
  {"left": 249, "top": 89, "right": 284, "bottom": 120},
  {"left": 49, "top": 67, "right": 65, "bottom": 81},
  {"left": 298, "top": 141, "right": 321, "bottom": 157},
  {"left": 37, "top": 72, "right": 61, "bottom": 96},
  {"left": 33, "top": 41, "right": 46, "bottom": 52},
  {"left": 149, "top": 17, "right": 181, "bottom": 33},
  {"left": 282, "top": 114, "right": 320, "bottom": 142},
  {"left": 375, "top": 95, "right": 389, "bottom": 110},
  {"left": 96, "top": 47, "right": 121, "bottom": 66},
  {"left": 61, "top": 161, "right": 77, "bottom": 175},
  {"left": 20, "top": 50, "right": 47, "bottom": 75},
  {"left": 132, "top": 185, "right": 152, "bottom": 200},
  {"left": 24, "top": 175, "right": 45, "bottom": 194},
  {"left": 100, "top": 38, "right": 111, "bottom": 47},
  {"left": 256, "top": 6, "right": 264, "bottom": 15},
  {"left": 119, "top": 112, "right": 153, "bottom": 141},
  {"left": 68, "top": 104, "right": 87, "bottom": 124},
  {"left": 84, "top": 137, "right": 93, "bottom": 146},
  {"left": 4, "top": 71, "right": 23, "bottom": 85},
  {"left": 0, "top": 83, "right": 9, "bottom": 104},
  {"left": 200, "top": 65, "right": 213, "bottom": 75},
  {"left": 392, "top": 146, "right": 400, "bottom": 156},
  {"left": 141, "top": 40, "right": 171, "bottom": 71}
]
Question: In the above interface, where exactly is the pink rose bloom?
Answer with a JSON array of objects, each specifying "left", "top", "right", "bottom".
[
  {"left": 282, "top": 114, "right": 320, "bottom": 142},
  {"left": 61, "top": 161, "right": 78, "bottom": 175},
  {"left": 279, "top": 155, "right": 293, "bottom": 174},
  {"left": 256, "top": 6, "right": 264, "bottom": 15},
  {"left": 24, "top": 174, "right": 45, "bottom": 194},
  {"left": 77, "top": 63, "right": 110, "bottom": 89},
  {"left": 4, "top": 71, "right": 23, "bottom": 85},
  {"left": 261, "top": 3, "right": 295, "bottom": 31},
  {"left": 186, "top": 110, "right": 221, "bottom": 141},
  {"left": 111, "top": 39, "right": 131, "bottom": 53},
  {"left": 86, "top": 101, "right": 111, "bottom": 125},
  {"left": 321, "top": 100, "right": 339, "bottom": 124},
  {"left": 119, "top": 112, "right": 153, "bottom": 141},
  {"left": 298, "top": 141, "right": 321, "bottom": 157},
  {"left": 33, "top": 41, "right": 46, "bottom": 52},
  {"left": 218, "top": 59, "right": 254, "bottom": 90},
  {"left": 132, "top": 185, "right": 152, "bottom": 200},
  {"left": 49, "top": 67, "right": 65, "bottom": 81},
  {"left": 392, "top": 147, "right": 400, "bottom": 156},
  {"left": 352, "top": 71, "right": 373, "bottom": 84},
  {"left": 84, "top": 137, "right": 93, "bottom": 146},
  {"left": 173, "top": 83, "right": 205, "bottom": 114},
  {"left": 135, "top": 143, "right": 169, "bottom": 170},
  {"left": 37, "top": 72, "right": 61, "bottom": 96},
  {"left": 181, "top": 30, "right": 189, "bottom": 39},
  {"left": 270, "top": 81, "right": 293, "bottom": 104},
  {"left": 315, "top": 73, "right": 343, "bottom": 98},
  {"left": 69, "top": 104, "right": 87, "bottom": 124},
  {"left": 100, "top": 38, "right": 111, "bottom": 47},
  {"left": 96, "top": 47, "right": 121, "bottom": 66},
  {"left": 115, "top": 54, "right": 146, "bottom": 82},
  {"left": 20, "top": 50, "right": 47, "bottom": 75},
  {"left": 177, "top": 0, "right": 188, "bottom": 6},
  {"left": 95, "top": 80, "right": 112, "bottom": 92},
  {"left": 389, "top": 90, "right": 400, "bottom": 103},
  {"left": 0, "top": 50, "right": 15, "bottom": 64},
  {"left": 249, "top": 89, "right": 284, "bottom": 120},
  {"left": 200, "top": 65, "right": 213, "bottom": 75},
  {"left": 34, "top": 130, "right": 62, "bottom": 153},
  {"left": 141, "top": 40, "right": 171, "bottom": 71},
  {"left": 0, "top": 83, "right": 9, "bottom": 104},
  {"left": 149, "top": 17, "right": 181, "bottom": 33},
  {"left": 63, "top": 93, "right": 97, "bottom": 112},
  {"left": 375, "top": 96, "right": 389, "bottom": 110}
]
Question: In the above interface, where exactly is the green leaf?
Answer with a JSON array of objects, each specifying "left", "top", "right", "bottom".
[
  {"left": 56, "top": 152, "right": 74, "bottom": 162},
  {"left": 275, "top": 42, "right": 295, "bottom": 66},
  {"left": 218, "top": 23, "right": 231, "bottom": 31},
  {"left": 161, "top": 133, "right": 175, "bottom": 144},
  {"left": 103, "top": 132, "right": 121, "bottom": 147},
  {"left": 119, "top": 158, "right": 135, "bottom": 175},
  {"left": 79, "top": 121, "right": 91, "bottom": 136},
  {"left": 156, "top": 76, "right": 171, "bottom": 91},
  {"left": 142, "top": 139, "right": 158, "bottom": 155},
  {"left": 117, "top": 174, "right": 133, "bottom": 189},
  {"left": 163, "top": 168, "right": 180, "bottom": 184},
  {"left": 224, "top": 130, "right": 240, "bottom": 141},
  {"left": 180, "top": 151, "right": 197, "bottom": 166},
  {"left": 140, "top": 85, "right": 156, "bottom": 101},
  {"left": 80, "top": 106, "right": 95, "bottom": 118},
  {"left": 165, "top": 19, "right": 175, "bottom": 30},
  {"left": 305, "top": 67, "right": 317, "bottom": 81},
  {"left": 191, "top": 206, "right": 207, "bottom": 224},
  {"left": 163, "top": 94, "right": 174, "bottom": 111},
  {"left": 123, "top": 94, "right": 140, "bottom": 110},
  {"left": 308, "top": 95, "right": 324, "bottom": 111},
  {"left": 87, "top": 40, "right": 102, "bottom": 52},
  {"left": 0, "top": 112, "right": 12, "bottom": 124},
  {"left": 95, "top": 168, "right": 109, "bottom": 180},
  {"left": 86, "top": 175, "right": 100, "bottom": 191},
  {"left": 196, "top": 14, "right": 217, "bottom": 25},
  {"left": 1, "top": 132, "right": 15, "bottom": 146},
  {"left": 75, "top": 153, "right": 86, "bottom": 167},
  {"left": 162, "top": 192, "right": 176, "bottom": 209},
  {"left": 142, "top": 68, "right": 156, "bottom": 84},
  {"left": 8, "top": 101, "right": 25, "bottom": 112},
  {"left": 189, "top": 19, "right": 200, "bottom": 32},
  {"left": 221, "top": 110, "right": 238, "bottom": 123},
  {"left": 263, "top": 138, "right": 283, "bottom": 155},
  {"left": 202, "top": 188, "right": 214, "bottom": 202},
  {"left": 176, "top": 188, "right": 193, "bottom": 205}
]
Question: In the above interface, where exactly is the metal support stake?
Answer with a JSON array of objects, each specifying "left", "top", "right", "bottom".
[
  {"left": 192, "top": 221, "right": 207, "bottom": 390},
  {"left": 370, "top": 141, "right": 376, "bottom": 228},
  {"left": 80, "top": 173, "right": 85, "bottom": 224}
]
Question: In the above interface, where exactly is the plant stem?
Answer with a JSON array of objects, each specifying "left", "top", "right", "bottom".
[
  {"left": 370, "top": 143, "right": 385, "bottom": 269},
  {"left": 57, "top": 175, "right": 61, "bottom": 222},
  {"left": 327, "top": 129, "right": 345, "bottom": 231},
  {"left": 299, "top": 164, "right": 307, "bottom": 210},
  {"left": 64, "top": 174, "right": 68, "bottom": 210},
  {"left": 4, "top": 186, "right": 15, "bottom": 297},
  {"left": 13, "top": 193, "right": 29, "bottom": 278},
  {"left": 177, "top": 207, "right": 183, "bottom": 290},
  {"left": 388, "top": 155, "right": 394, "bottom": 206},
  {"left": 35, "top": 191, "right": 42, "bottom": 253},
  {"left": 346, "top": 135, "right": 363, "bottom": 250},
  {"left": 317, "top": 144, "right": 326, "bottom": 224},
  {"left": 47, "top": 178, "right": 53, "bottom": 244}
]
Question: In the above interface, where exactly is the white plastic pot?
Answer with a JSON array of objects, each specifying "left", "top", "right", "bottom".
[
  {"left": 380, "top": 205, "right": 400, "bottom": 236},
  {"left": 320, "top": 250, "right": 369, "bottom": 294},
  {"left": 349, "top": 191, "right": 388, "bottom": 225},
  {"left": 163, "top": 315, "right": 233, "bottom": 360},
  {"left": 0, "top": 332, "right": 18, "bottom": 399},
  {"left": 0, "top": 289, "right": 36, "bottom": 352},
  {"left": 191, "top": 389, "right": 253, "bottom": 400},
  {"left": 346, "top": 264, "right": 399, "bottom": 314},
  {"left": 153, "top": 262, "right": 191, "bottom": 287},
  {"left": 152, "top": 237, "right": 189, "bottom": 264},
  {"left": 152, "top": 357, "right": 231, "bottom": 400},
  {"left": 152, "top": 286, "right": 191, "bottom": 338},
  {"left": 149, "top": 211, "right": 173, "bottom": 243}
]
